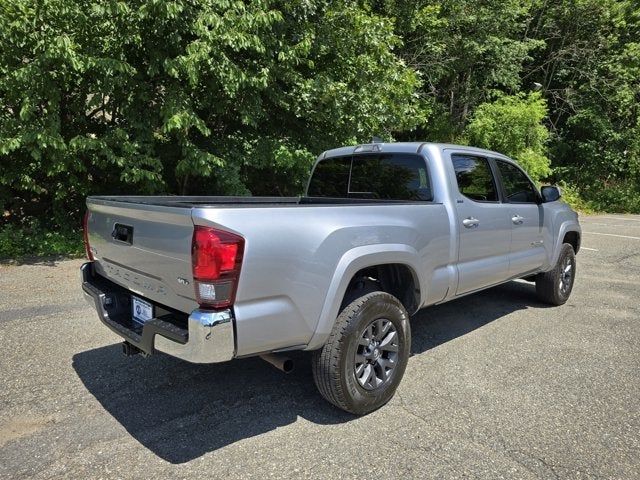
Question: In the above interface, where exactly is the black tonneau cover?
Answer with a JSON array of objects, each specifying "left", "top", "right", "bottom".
[{"left": 87, "top": 195, "right": 423, "bottom": 209}]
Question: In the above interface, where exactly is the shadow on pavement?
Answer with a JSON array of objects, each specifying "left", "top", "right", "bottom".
[
  {"left": 73, "top": 348, "right": 352, "bottom": 463},
  {"left": 73, "top": 279, "right": 547, "bottom": 463},
  {"left": 410, "top": 279, "right": 550, "bottom": 354}
]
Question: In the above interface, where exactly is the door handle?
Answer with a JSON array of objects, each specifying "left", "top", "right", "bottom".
[
  {"left": 511, "top": 214, "right": 524, "bottom": 225},
  {"left": 462, "top": 217, "right": 480, "bottom": 228}
]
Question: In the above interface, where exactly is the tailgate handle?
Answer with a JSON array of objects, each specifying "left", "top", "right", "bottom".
[{"left": 112, "top": 224, "right": 133, "bottom": 245}]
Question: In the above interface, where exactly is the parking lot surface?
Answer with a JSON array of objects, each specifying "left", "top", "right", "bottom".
[{"left": 1, "top": 214, "right": 639, "bottom": 479}]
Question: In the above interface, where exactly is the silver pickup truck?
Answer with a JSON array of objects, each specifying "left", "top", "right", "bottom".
[{"left": 81, "top": 142, "right": 581, "bottom": 414}]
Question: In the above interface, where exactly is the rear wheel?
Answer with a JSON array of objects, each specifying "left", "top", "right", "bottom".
[
  {"left": 535, "top": 243, "right": 576, "bottom": 305},
  {"left": 312, "top": 291, "right": 410, "bottom": 415}
]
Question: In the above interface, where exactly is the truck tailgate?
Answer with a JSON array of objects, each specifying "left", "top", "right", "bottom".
[{"left": 86, "top": 198, "right": 197, "bottom": 313}]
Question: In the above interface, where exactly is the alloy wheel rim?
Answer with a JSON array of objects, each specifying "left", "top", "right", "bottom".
[
  {"left": 559, "top": 255, "right": 574, "bottom": 296},
  {"left": 354, "top": 318, "right": 399, "bottom": 390}
]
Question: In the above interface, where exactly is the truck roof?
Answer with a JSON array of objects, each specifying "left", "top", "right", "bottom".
[{"left": 321, "top": 142, "right": 512, "bottom": 161}]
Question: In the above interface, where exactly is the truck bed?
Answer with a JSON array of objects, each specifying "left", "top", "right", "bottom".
[
  {"left": 85, "top": 195, "right": 438, "bottom": 315},
  {"left": 85, "top": 192, "right": 450, "bottom": 355}
]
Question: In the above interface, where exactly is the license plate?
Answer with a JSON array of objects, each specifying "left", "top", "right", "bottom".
[{"left": 132, "top": 296, "right": 154, "bottom": 324}]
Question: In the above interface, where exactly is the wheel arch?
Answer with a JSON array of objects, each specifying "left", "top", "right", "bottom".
[
  {"left": 305, "top": 244, "right": 422, "bottom": 351},
  {"left": 341, "top": 264, "right": 420, "bottom": 314},
  {"left": 563, "top": 230, "right": 581, "bottom": 254},
  {"left": 549, "top": 221, "right": 581, "bottom": 268}
]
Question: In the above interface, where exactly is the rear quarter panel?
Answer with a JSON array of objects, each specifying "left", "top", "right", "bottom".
[{"left": 192, "top": 203, "right": 451, "bottom": 356}]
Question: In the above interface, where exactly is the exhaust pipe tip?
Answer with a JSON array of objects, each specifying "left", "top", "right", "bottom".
[
  {"left": 281, "top": 358, "right": 294, "bottom": 374},
  {"left": 260, "top": 353, "right": 294, "bottom": 374}
]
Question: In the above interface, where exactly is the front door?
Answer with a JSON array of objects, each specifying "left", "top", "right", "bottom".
[
  {"left": 450, "top": 154, "right": 513, "bottom": 295},
  {"left": 493, "top": 159, "right": 546, "bottom": 276}
]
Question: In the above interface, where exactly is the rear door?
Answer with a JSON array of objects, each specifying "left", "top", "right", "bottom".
[
  {"left": 492, "top": 159, "right": 546, "bottom": 276},
  {"left": 450, "top": 153, "right": 512, "bottom": 295}
]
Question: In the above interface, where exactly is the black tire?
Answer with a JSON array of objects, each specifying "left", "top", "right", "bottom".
[
  {"left": 312, "top": 291, "right": 411, "bottom": 415},
  {"left": 535, "top": 243, "right": 576, "bottom": 305}
]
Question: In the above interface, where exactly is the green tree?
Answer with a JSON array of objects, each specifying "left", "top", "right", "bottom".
[
  {"left": 464, "top": 92, "right": 552, "bottom": 181},
  {"left": 523, "top": 0, "right": 640, "bottom": 211},
  {"left": 2, "top": 0, "right": 640, "bottom": 258},
  {"left": 0, "top": 0, "right": 425, "bottom": 229},
  {"left": 376, "top": 0, "right": 543, "bottom": 140}
]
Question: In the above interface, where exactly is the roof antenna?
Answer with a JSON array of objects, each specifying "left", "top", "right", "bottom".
[{"left": 371, "top": 136, "right": 383, "bottom": 143}]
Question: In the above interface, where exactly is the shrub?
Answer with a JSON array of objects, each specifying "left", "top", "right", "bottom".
[
  {"left": 0, "top": 221, "right": 83, "bottom": 260},
  {"left": 463, "top": 92, "right": 552, "bottom": 182}
]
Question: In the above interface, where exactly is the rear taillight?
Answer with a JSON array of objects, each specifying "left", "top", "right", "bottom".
[
  {"left": 191, "top": 226, "right": 244, "bottom": 309},
  {"left": 83, "top": 211, "right": 94, "bottom": 261}
]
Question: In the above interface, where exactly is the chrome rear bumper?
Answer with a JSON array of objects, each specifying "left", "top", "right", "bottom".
[
  {"left": 154, "top": 309, "right": 234, "bottom": 363},
  {"left": 80, "top": 262, "right": 235, "bottom": 363}
]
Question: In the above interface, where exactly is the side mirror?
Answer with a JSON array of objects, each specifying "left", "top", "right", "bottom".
[{"left": 541, "top": 185, "right": 561, "bottom": 203}]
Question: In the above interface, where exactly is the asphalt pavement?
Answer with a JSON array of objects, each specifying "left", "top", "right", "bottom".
[{"left": 1, "top": 214, "right": 639, "bottom": 479}]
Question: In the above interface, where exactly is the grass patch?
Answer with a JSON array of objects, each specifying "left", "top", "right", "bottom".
[{"left": 0, "top": 223, "right": 84, "bottom": 261}]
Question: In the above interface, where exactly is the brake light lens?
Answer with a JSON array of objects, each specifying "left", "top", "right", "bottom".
[
  {"left": 83, "top": 211, "right": 94, "bottom": 261},
  {"left": 191, "top": 226, "right": 244, "bottom": 309}
]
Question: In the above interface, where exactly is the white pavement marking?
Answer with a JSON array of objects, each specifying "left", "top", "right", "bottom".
[
  {"left": 583, "top": 231, "right": 640, "bottom": 240},
  {"left": 582, "top": 222, "right": 640, "bottom": 228},
  {"left": 600, "top": 216, "right": 640, "bottom": 223},
  {"left": 581, "top": 247, "right": 599, "bottom": 251}
]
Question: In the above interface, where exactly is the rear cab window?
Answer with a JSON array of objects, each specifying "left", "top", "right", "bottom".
[
  {"left": 306, "top": 156, "right": 351, "bottom": 198},
  {"left": 307, "top": 153, "right": 432, "bottom": 201}
]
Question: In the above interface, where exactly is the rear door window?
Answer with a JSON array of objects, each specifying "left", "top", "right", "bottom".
[{"left": 451, "top": 154, "right": 498, "bottom": 202}]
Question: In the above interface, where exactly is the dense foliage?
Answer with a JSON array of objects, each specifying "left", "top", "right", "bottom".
[
  {"left": 463, "top": 92, "right": 552, "bottom": 181},
  {"left": 1, "top": 0, "right": 639, "bottom": 257}
]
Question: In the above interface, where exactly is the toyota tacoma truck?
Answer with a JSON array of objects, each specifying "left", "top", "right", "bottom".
[{"left": 81, "top": 142, "right": 581, "bottom": 414}]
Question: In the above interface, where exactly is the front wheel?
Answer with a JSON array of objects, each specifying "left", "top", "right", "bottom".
[
  {"left": 535, "top": 243, "right": 576, "bottom": 305},
  {"left": 312, "top": 292, "right": 411, "bottom": 415}
]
